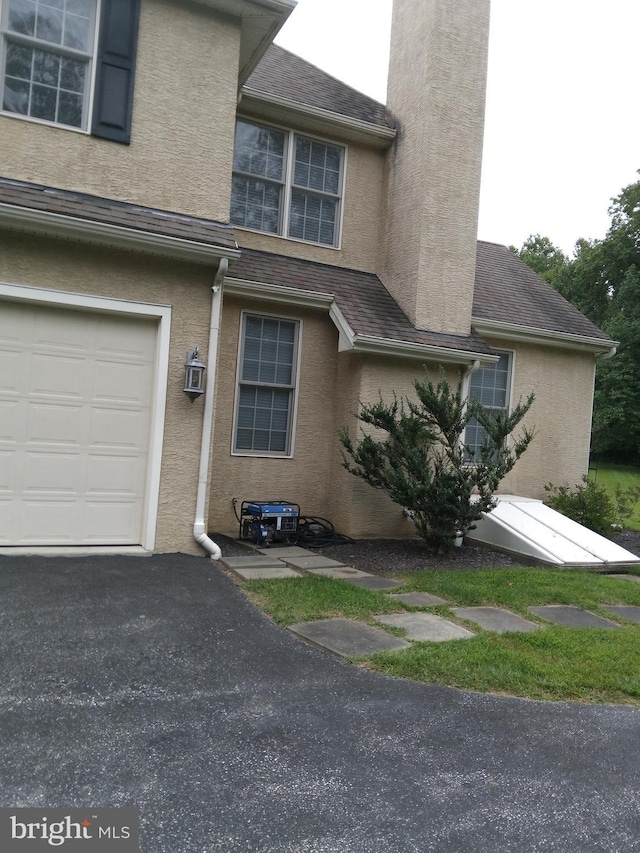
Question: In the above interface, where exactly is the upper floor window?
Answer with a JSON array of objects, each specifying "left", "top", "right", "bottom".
[
  {"left": 1, "top": 0, "right": 97, "bottom": 129},
  {"left": 231, "top": 119, "right": 345, "bottom": 248},
  {"left": 1, "top": 0, "right": 140, "bottom": 143},
  {"left": 465, "top": 352, "right": 512, "bottom": 461}
]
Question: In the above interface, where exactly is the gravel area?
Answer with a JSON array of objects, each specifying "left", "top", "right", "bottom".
[{"left": 213, "top": 530, "right": 640, "bottom": 575}]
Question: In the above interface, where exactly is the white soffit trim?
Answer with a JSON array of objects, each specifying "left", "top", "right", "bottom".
[
  {"left": 240, "top": 90, "right": 396, "bottom": 147},
  {"left": 224, "top": 277, "right": 334, "bottom": 309},
  {"left": 224, "top": 278, "right": 496, "bottom": 364},
  {"left": 329, "top": 303, "right": 499, "bottom": 365},
  {"left": 0, "top": 203, "right": 241, "bottom": 264},
  {"left": 472, "top": 318, "right": 618, "bottom": 353}
]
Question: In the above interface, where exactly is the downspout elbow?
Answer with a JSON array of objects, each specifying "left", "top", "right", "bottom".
[
  {"left": 596, "top": 346, "right": 617, "bottom": 362},
  {"left": 193, "top": 522, "right": 222, "bottom": 561}
]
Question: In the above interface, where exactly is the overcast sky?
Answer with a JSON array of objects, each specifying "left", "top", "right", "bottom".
[{"left": 275, "top": 0, "right": 640, "bottom": 256}]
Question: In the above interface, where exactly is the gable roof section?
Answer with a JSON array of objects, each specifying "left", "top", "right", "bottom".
[
  {"left": 473, "top": 241, "right": 613, "bottom": 346},
  {"left": 227, "top": 248, "right": 495, "bottom": 361},
  {"left": 0, "top": 177, "right": 239, "bottom": 261},
  {"left": 243, "top": 44, "right": 394, "bottom": 131}
]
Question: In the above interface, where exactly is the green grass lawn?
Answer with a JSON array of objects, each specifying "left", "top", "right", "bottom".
[
  {"left": 243, "top": 568, "right": 640, "bottom": 705},
  {"left": 589, "top": 462, "right": 640, "bottom": 530}
]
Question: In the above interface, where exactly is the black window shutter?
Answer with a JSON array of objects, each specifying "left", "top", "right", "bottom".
[{"left": 91, "top": 0, "right": 141, "bottom": 144}]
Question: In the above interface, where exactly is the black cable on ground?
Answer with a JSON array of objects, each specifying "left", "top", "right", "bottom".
[{"left": 296, "top": 516, "right": 354, "bottom": 549}]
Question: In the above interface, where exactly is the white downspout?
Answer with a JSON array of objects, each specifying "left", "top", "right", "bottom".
[{"left": 193, "top": 258, "right": 228, "bottom": 560}]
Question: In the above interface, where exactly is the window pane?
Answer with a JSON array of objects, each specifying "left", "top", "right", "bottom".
[
  {"left": 31, "top": 82, "right": 56, "bottom": 120},
  {"left": 36, "top": 5, "right": 63, "bottom": 44},
  {"left": 5, "top": 42, "right": 32, "bottom": 81},
  {"left": 230, "top": 176, "right": 281, "bottom": 234},
  {"left": 233, "top": 121, "right": 285, "bottom": 181},
  {"left": 33, "top": 49, "right": 60, "bottom": 86},
  {"left": 3, "top": 76, "right": 29, "bottom": 113},
  {"left": 289, "top": 190, "right": 336, "bottom": 246},
  {"left": 57, "top": 89, "right": 82, "bottom": 127},
  {"left": 294, "top": 136, "right": 342, "bottom": 195},
  {"left": 63, "top": 13, "right": 90, "bottom": 51},
  {"left": 466, "top": 354, "right": 511, "bottom": 462},
  {"left": 60, "top": 56, "right": 85, "bottom": 93},
  {"left": 8, "top": 0, "right": 37, "bottom": 36}
]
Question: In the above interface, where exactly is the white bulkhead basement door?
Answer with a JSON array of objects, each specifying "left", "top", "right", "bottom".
[{"left": 0, "top": 299, "right": 157, "bottom": 546}]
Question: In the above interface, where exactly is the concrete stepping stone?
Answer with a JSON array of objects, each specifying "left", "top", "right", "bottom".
[
  {"left": 229, "top": 566, "right": 302, "bottom": 580},
  {"left": 608, "top": 574, "right": 640, "bottom": 585},
  {"left": 344, "top": 577, "right": 404, "bottom": 591},
  {"left": 288, "top": 618, "right": 411, "bottom": 657},
  {"left": 528, "top": 605, "right": 620, "bottom": 629},
  {"left": 221, "top": 555, "right": 286, "bottom": 569},
  {"left": 284, "top": 555, "right": 347, "bottom": 570},
  {"left": 306, "top": 566, "right": 373, "bottom": 579},
  {"left": 388, "top": 592, "right": 448, "bottom": 607},
  {"left": 257, "top": 546, "right": 315, "bottom": 557},
  {"left": 374, "top": 613, "right": 475, "bottom": 642},
  {"left": 452, "top": 606, "right": 541, "bottom": 634},
  {"left": 602, "top": 605, "right": 640, "bottom": 624}
]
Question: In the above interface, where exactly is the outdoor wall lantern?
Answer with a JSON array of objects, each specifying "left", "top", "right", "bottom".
[{"left": 183, "top": 348, "right": 206, "bottom": 401}]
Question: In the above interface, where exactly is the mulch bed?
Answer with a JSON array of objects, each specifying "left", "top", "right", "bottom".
[{"left": 212, "top": 531, "right": 640, "bottom": 576}]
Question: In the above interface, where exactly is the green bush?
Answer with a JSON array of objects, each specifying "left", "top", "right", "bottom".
[{"left": 544, "top": 476, "right": 640, "bottom": 536}]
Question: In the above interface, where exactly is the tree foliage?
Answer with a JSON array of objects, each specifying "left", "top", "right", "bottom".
[
  {"left": 513, "top": 171, "right": 640, "bottom": 463},
  {"left": 339, "top": 371, "right": 535, "bottom": 553}
]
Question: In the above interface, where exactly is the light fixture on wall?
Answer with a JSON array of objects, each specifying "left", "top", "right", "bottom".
[{"left": 183, "top": 348, "right": 206, "bottom": 401}]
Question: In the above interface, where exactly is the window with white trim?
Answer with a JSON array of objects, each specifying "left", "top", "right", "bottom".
[
  {"left": 230, "top": 119, "right": 345, "bottom": 247},
  {"left": 465, "top": 352, "right": 512, "bottom": 461},
  {"left": 1, "top": 0, "right": 140, "bottom": 142},
  {"left": 234, "top": 314, "right": 300, "bottom": 455}
]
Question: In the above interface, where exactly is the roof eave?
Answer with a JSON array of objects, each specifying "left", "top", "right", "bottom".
[
  {"left": 239, "top": 89, "right": 396, "bottom": 148},
  {"left": 472, "top": 317, "right": 617, "bottom": 354},
  {"left": 0, "top": 203, "right": 240, "bottom": 264}
]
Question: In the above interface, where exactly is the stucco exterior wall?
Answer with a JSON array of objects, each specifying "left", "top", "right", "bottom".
[
  {"left": 0, "top": 229, "right": 219, "bottom": 554},
  {"left": 380, "top": 0, "right": 489, "bottom": 334},
  {"left": 0, "top": 0, "right": 239, "bottom": 221},
  {"left": 232, "top": 116, "right": 386, "bottom": 274},
  {"left": 488, "top": 338, "right": 596, "bottom": 498},
  {"left": 208, "top": 294, "right": 340, "bottom": 537}
]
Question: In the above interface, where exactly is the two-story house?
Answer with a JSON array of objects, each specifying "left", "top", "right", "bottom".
[{"left": 0, "top": 0, "right": 614, "bottom": 556}]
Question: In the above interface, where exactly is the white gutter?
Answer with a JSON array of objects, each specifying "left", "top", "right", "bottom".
[
  {"left": 193, "top": 258, "right": 228, "bottom": 560},
  {"left": 0, "top": 203, "right": 240, "bottom": 264},
  {"left": 472, "top": 317, "right": 618, "bottom": 354},
  {"left": 239, "top": 91, "right": 396, "bottom": 146},
  {"left": 596, "top": 346, "right": 617, "bottom": 362}
]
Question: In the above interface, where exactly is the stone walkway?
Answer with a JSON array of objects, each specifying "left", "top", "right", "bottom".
[{"left": 219, "top": 546, "right": 640, "bottom": 658}]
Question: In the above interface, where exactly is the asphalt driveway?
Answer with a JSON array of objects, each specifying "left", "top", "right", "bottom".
[{"left": 0, "top": 553, "right": 638, "bottom": 852}]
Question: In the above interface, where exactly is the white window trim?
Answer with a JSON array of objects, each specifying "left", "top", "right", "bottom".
[
  {"left": 232, "top": 116, "right": 347, "bottom": 250},
  {"left": 0, "top": 280, "right": 170, "bottom": 551},
  {"left": 231, "top": 309, "right": 303, "bottom": 459},
  {"left": 0, "top": 0, "right": 101, "bottom": 133},
  {"left": 464, "top": 348, "right": 516, "bottom": 458}
]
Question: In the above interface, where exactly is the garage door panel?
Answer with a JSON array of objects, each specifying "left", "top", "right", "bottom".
[
  {"left": 19, "top": 500, "right": 78, "bottom": 544},
  {"left": 0, "top": 300, "right": 157, "bottom": 546},
  {"left": 26, "top": 403, "right": 86, "bottom": 446},
  {"left": 84, "top": 501, "right": 140, "bottom": 542},
  {"left": 93, "top": 360, "right": 154, "bottom": 405},
  {"left": 86, "top": 454, "right": 145, "bottom": 495},
  {"left": 30, "top": 353, "right": 86, "bottom": 398},
  {"left": 0, "top": 350, "right": 20, "bottom": 394},
  {"left": 89, "top": 408, "right": 149, "bottom": 450},
  {"left": 21, "top": 451, "right": 81, "bottom": 493},
  {"left": 0, "top": 400, "right": 20, "bottom": 441}
]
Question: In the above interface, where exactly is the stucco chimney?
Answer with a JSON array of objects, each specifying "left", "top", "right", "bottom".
[{"left": 380, "top": 0, "right": 490, "bottom": 335}]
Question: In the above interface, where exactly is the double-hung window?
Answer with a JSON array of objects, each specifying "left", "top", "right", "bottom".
[
  {"left": 234, "top": 314, "right": 300, "bottom": 456},
  {"left": 465, "top": 352, "right": 512, "bottom": 461},
  {"left": 1, "top": 0, "right": 140, "bottom": 142},
  {"left": 1, "top": 0, "right": 97, "bottom": 128},
  {"left": 231, "top": 119, "right": 345, "bottom": 247}
]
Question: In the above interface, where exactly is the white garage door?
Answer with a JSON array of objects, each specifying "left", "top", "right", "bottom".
[{"left": 0, "top": 300, "right": 157, "bottom": 546}]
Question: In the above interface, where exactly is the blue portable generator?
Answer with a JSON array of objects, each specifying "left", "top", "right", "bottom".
[{"left": 239, "top": 500, "right": 300, "bottom": 546}]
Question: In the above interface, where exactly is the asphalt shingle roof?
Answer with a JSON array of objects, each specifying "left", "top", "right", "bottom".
[
  {"left": 474, "top": 241, "right": 611, "bottom": 341},
  {"left": 0, "top": 177, "right": 238, "bottom": 251},
  {"left": 229, "top": 248, "right": 494, "bottom": 355},
  {"left": 244, "top": 44, "right": 393, "bottom": 130}
]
